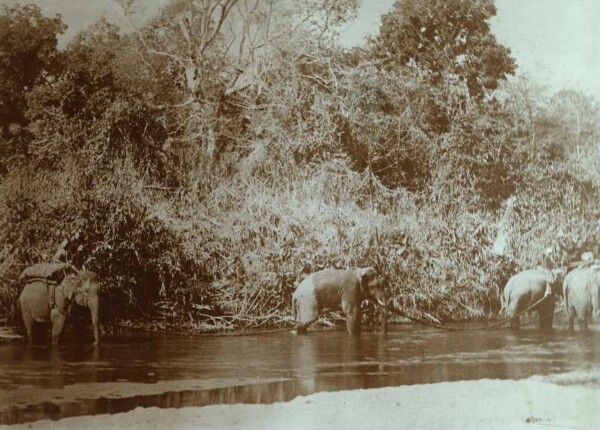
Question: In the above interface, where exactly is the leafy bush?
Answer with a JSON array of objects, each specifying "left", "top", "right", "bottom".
[{"left": 1, "top": 1, "right": 598, "bottom": 332}]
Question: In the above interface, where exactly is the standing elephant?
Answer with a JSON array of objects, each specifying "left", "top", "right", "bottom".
[
  {"left": 501, "top": 267, "right": 565, "bottom": 330},
  {"left": 562, "top": 266, "right": 600, "bottom": 331},
  {"left": 292, "top": 267, "right": 386, "bottom": 335},
  {"left": 18, "top": 270, "right": 101, "bottom": 346}
]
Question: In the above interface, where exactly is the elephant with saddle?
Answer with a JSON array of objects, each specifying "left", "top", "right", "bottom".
[
  {"left": 292, "top": 267, "right": 386, "bottom": 335},
  {"left": 18, "top": 263, "right": 100, "bottom": 346},
  {"left": 562, "top": 265, "right": 600, "bottom": 331},
  {"left": 501, "top": 267, "right": 566, "bottom": 330}
]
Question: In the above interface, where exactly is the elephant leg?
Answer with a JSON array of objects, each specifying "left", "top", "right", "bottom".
[
  {"left": 297, "top": 317, "right": 319, "bottom": 334},
  {"left": 343, "top": 302, "right": 361, "bottom": 335},
  {"left": 507, "top": 305, "right": 520, "bottom": 329},
  {"left": 506, "top": 299, "right": 520, "bottom": 330},
  {"left": 90, "top": 305, "right": 100, "bottom": 346},
  {"left": 380, "top": 306, "right": 387, "bottom": 334},
  {"left": 92, "top": 319, "right": 100, "bottom": 346},
  {"left": 50, "top": 309, "right": 67, "bottom": 345},
  {"left": 22, "top": 311, "right": 34, "bottom": 343},
  {"left": 88, "top": 299, "right": 100, "bottom": 346},
  {"left": 538, "top": 299, "right": 555, "bottom": 331},
  {"left": 579, "top": 316, "right": 588, "bottom": 331},
  {"left": 566, "top": 304, "right": 576, "bottom": 331},
  {"left": 296, "top": 325, "right": 308, "bottom": 335}
]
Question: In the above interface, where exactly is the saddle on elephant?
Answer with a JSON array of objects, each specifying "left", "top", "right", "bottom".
[{"left": 19, "top": 262, "right": 74, "bottom": 309}]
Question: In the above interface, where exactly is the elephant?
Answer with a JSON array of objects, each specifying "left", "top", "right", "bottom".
[
  {"left": 18, "top": 270, "right": 100, "bottom": 346},
  {"left": 292, "top": 267, "right": 386, "bottom": 335},
  {"left": 501, "top": 267, "right": 566, "bottom": 330},
  {"left": 562, "top": 266, "right": 600, "bottom": 331}
]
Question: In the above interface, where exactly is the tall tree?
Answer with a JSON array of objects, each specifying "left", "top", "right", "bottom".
[
  {"left": 372, "top": 0, "right": 515, "bottom": 99},
  {"left": 0, "top": 4, "right": 65, "bottom": 132}
]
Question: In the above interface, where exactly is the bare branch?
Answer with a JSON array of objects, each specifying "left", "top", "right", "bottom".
[
  {"left": 148, "top": 48, "right": 184, "bottom": 63},
  {"left": 201, "top": 0, "right": 241, "bottom": 56},
  {"left": 298, "top": 73, "right": 332, "bottom": 93}
]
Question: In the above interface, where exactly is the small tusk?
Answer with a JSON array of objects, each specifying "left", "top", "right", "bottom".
[{"left": 377, "top": 299, "right": 386, "bottom": 307}]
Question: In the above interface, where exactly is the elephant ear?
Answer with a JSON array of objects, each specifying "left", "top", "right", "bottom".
[
  {"left": 357, "top": 267, "right": 378, "bottom": 294},
  {"left": 60, "top": 278, "right": 78, "bottom": 302},
  {"left": 548, "top": 267, "right": 567, "bottom": 294}
]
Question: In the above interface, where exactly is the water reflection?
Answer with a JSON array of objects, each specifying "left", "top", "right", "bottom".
[
  {"left": 0, "top": 326, "right": 598, "bottom": 425},
  {"left": 1, "top": 379, "right": 296, "bottom": 425}
]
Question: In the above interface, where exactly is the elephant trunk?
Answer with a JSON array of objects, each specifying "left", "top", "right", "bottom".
[
  {"left": 89, "top": 298, "right": 100, "bottom": 346},
  {"left": 373, "top": 289, "right": 387, "bottom": 333},
  {"left": 380, "top": 301, "right": 387, "bottom": 333}
]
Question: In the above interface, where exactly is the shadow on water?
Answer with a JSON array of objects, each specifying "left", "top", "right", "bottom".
[
  {"left": 0, "top": 324, "right": 598, "bottom": 425},
  {"left": 1, "top": 379, "right": 297, "bottom": 425}
]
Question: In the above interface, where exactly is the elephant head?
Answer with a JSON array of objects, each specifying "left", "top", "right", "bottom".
[
  {"left": 357, "top": 267, "right": 385, "bottom": 306},
  {"left": 549, "top": 267, "right": 568, "bottom": 296},
  {"left": 357, "top": 267, "right": 387, "bottom": 333},
  {"left": 51, "top": 271, "right": 100, "bottom": 346}
]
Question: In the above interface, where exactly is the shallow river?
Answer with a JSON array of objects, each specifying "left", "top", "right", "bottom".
[{"left": 0, "top": 324, "right": 598, "bottom": 425}]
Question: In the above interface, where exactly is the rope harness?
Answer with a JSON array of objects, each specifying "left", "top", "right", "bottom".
[
  {"left": 117, "top": 293, "right": 554, "bottom": 337},
  {"left": 22, "top": 276, "right": 73, "bottom": 318},
  {"left": 391, "top": 293, "right": 554, "bottom": 332}
]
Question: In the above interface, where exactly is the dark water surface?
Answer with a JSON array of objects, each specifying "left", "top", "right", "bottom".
[{"left": 0, "top": 325, "right": 598, "bottom": 425}]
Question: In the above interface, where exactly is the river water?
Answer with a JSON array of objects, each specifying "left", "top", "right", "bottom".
[{"left": 0, "top": 324, "right": 598, "bottom": 425}]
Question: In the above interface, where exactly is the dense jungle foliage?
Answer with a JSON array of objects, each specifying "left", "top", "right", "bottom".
[{"left": 1, "top": 0, "right": 598, "bottom": 331}]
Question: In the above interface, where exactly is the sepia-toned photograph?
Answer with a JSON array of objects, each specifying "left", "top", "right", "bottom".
[{"left": 0, "top": 0, "right": 598, "bottom": 429}]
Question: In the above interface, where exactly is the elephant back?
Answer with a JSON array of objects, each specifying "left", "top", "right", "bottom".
[{"left": 19, "top": 263, "right": 70, "bottom": 283}]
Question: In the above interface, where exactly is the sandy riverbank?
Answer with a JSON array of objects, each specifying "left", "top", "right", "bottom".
[{"left": 3, "top": 371, "right": 598, "bottom": 430}]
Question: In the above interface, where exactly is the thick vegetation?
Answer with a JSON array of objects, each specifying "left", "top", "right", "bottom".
[{"left": 1, "top": 1, "right": 598, "bottom": 331}]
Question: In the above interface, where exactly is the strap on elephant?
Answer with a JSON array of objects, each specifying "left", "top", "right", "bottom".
[
  {"left": 390, "top": 292, "right": 554, "bottom": 332},
  {"left": 22, "top": 276, "right": 58, "bottom": 307},
  {"left": 22, "top": 276, "right": 58, "bottom": 285},
  {"left": 23, "top": 276, "right": 73, "bottom": 317}
]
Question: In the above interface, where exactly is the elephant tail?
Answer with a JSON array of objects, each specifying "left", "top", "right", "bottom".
[{"left": 291, "top": 295, "right": 298, "bottom": 322}]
